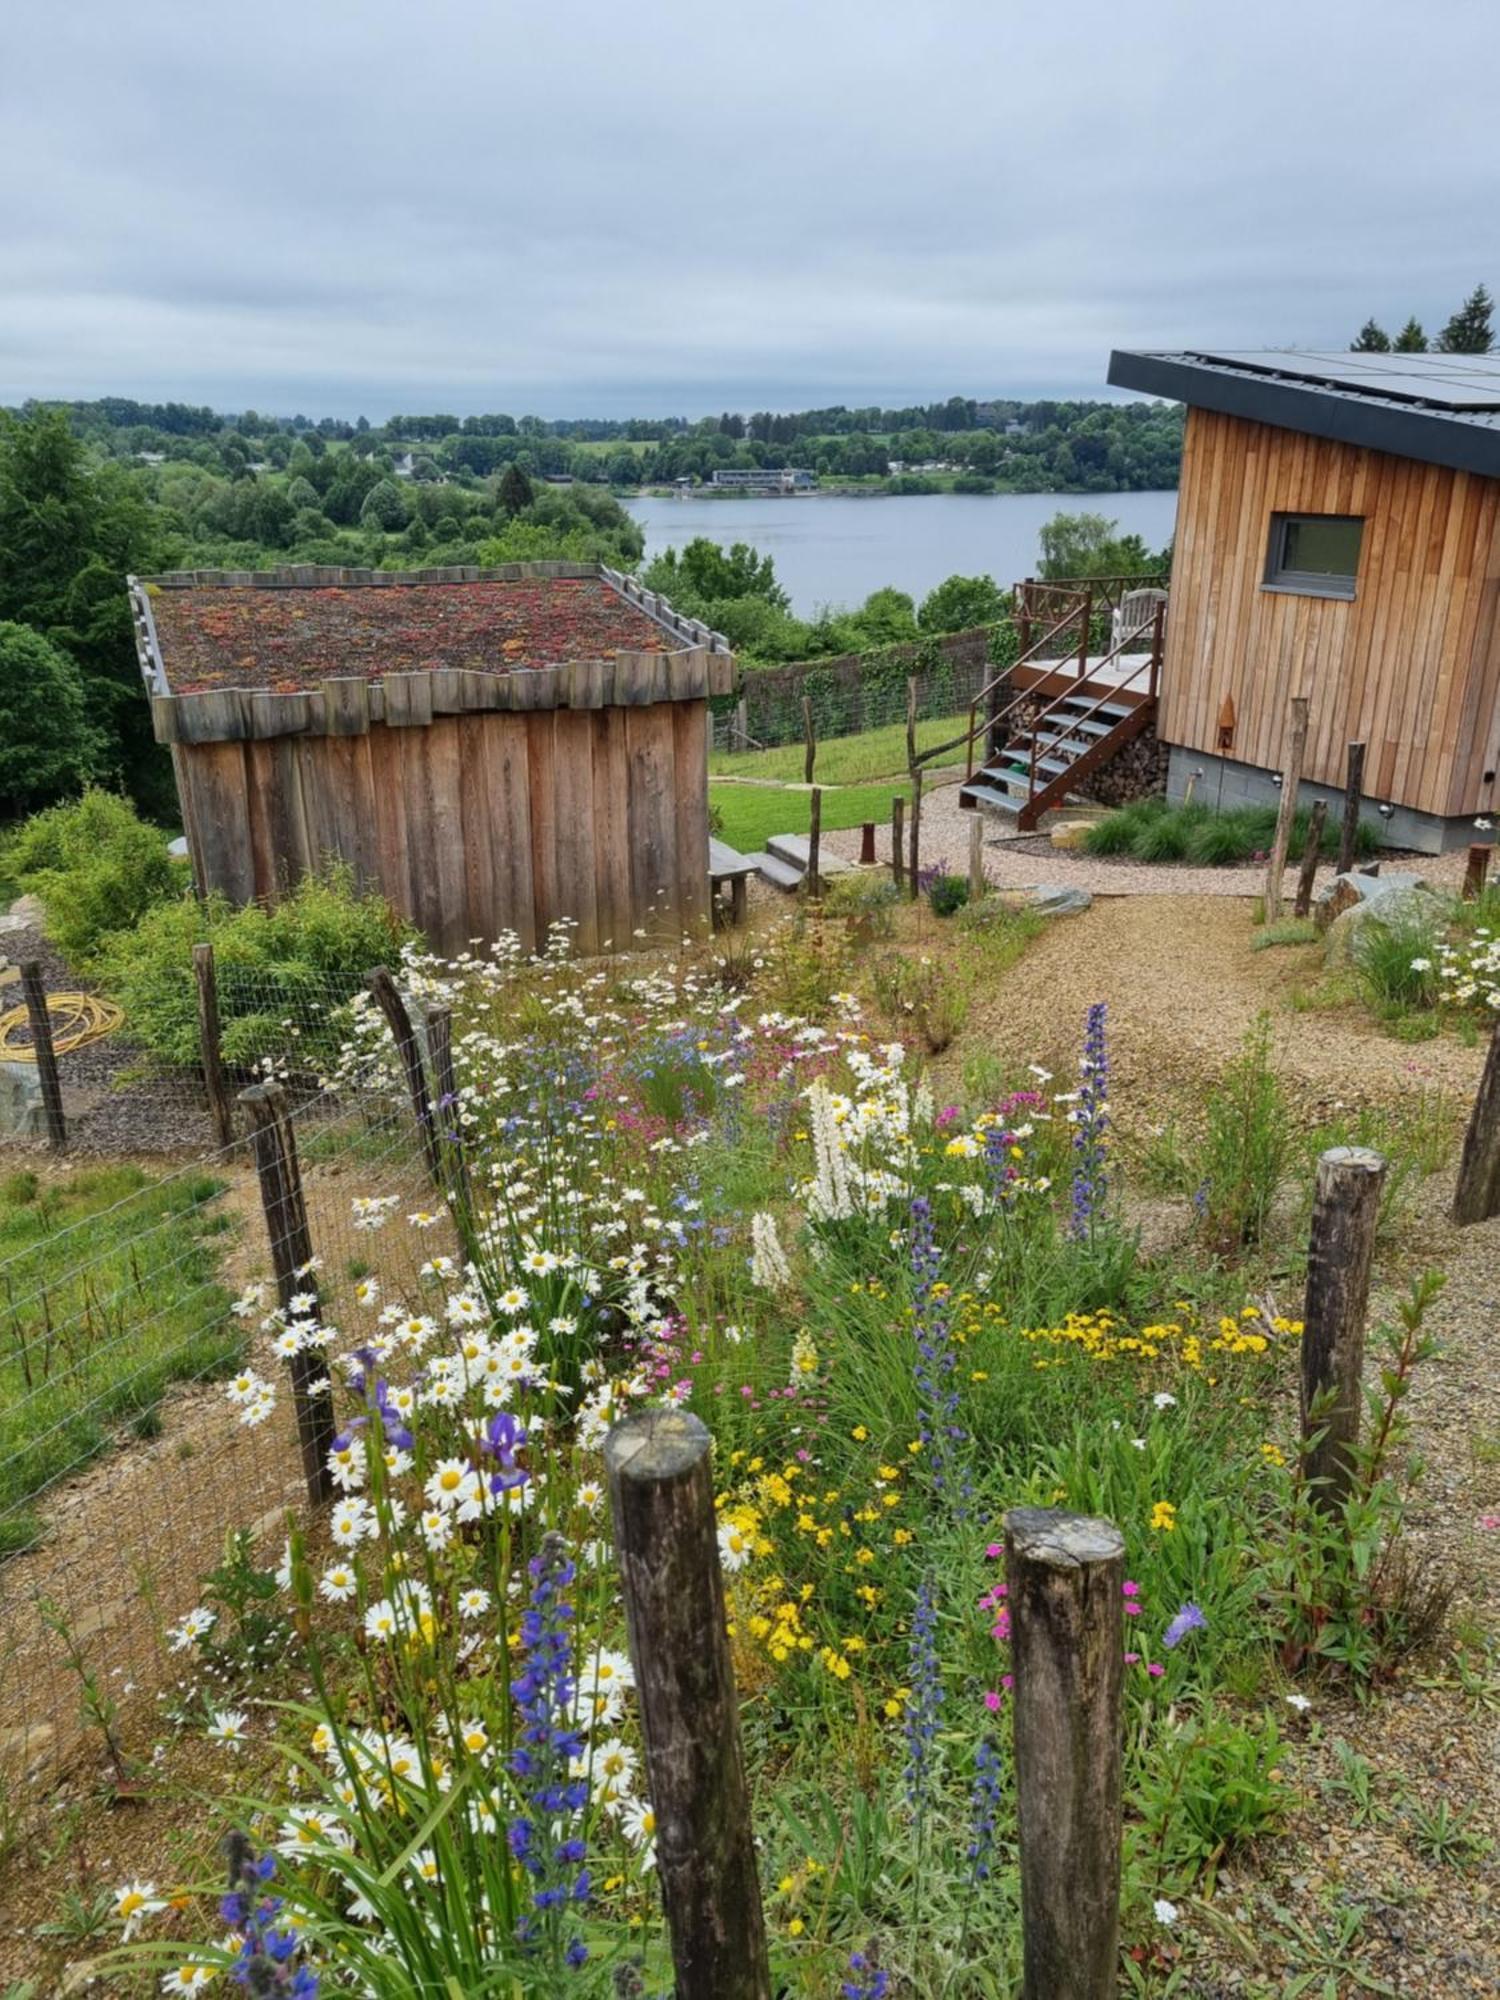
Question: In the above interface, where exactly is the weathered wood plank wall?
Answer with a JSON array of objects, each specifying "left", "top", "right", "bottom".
[
  {"left": 174, "top": 696, "right": 717, "bottom": 956},
  {"left": 1160, "top": 406, "right": 1500, "bottom": 816}
]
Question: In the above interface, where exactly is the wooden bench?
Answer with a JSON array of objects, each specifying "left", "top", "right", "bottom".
[{"left": 709, "top": 837, "right": 757, "bottom": 926}]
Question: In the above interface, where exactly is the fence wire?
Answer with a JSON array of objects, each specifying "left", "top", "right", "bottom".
[
  {"left": 0, "top": 1041, "right": 439, "bottom": 1784},
  {"left": 711, "top": 648, "right": 1000, "bottom": 755}
]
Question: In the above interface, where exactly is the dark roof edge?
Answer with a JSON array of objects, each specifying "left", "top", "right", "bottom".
[{"left": 1107, "top": 350, "right": 1500, "bottom": 481}]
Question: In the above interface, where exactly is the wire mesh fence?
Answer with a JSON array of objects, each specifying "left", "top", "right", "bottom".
[{"left": 0, "top": 1033, "right": 439, "bottom": 1784}]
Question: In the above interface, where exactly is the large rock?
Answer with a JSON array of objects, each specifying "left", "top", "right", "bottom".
[
  {"left": 1323, "top": 885, "right": 1449, "bottom": 969},
  {"left": 0, "top": 1061, "right": 45, "bottom": 1141},
  {"left": 1313, "top": 868, "right": 1429, "bottom": 933},
  {"left": 6, "top": 893, "right": 44, "bottom": 925},
  {"left": 995, "top": 883, "right": 1093, "bottom": 919}
]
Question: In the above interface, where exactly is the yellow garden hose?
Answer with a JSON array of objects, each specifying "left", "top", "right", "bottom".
[{"left": 0, "top": 993, "right": 124, "bottom": 1059}]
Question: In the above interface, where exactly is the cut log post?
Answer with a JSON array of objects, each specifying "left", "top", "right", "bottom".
[
  {"left": 17, "top": 962, "right": 66, "bottom": 1152},
  {"left": 805, "top": 787, "right": 822, "bottom": 902},
  {"left": 1337, "top": 740, "right": 1366, "bottom": 877},
  {"left": 193, "top": 942, "right": 235, "bottom": 1149},
  {"left": 426, "top": 1003, "right": 470, "bottom": 1210},
  {"left": 1292, "top": 798, "right": 1328, "bottom": 920},
  {"left": 238, "top": 1081, "right": 337, "bottom": 1507},
  {"left": 605, "top": 1410, "right": 770, "bottom": 2000},
  {"left": 1462, "top": 842, "right": 1492, "bottom": 901},
  {"left": 802, "top": 696, "right": 816, "bottom": 786},
  {"left": 859, "top": 820, "right": 876, "bottom": 866},
  {"left": 367, "top": 966, "right": 442, "bottom": 1186},
  {"left": 891, "top": 796, "right": 905, "bottom": 891},
  {"left": 1452, "top": 1016, "right": 1500, "bottom": 1225},
  {"left": 1299, "top": 1146, "right": 1387, "bottom": 1510},
  {"left": 1263, "top": 696, "right": 1309, "bottom": 922},
  {"left": 908, "top": 770, "right": 923, "bottom": 901},
  {"left": 1005, "top": 1507, "right": 1125, "bottom": 2000},
  {"left": 968, "top": 811, "right": 986, "bottom": 902}
]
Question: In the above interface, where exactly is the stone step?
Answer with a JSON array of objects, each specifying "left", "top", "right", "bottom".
[
  {"left": 764, "top": 831, "right": 853, "bottom": 875},
  {"left": 751, "top": 850, "right": 804, "bottom": 892}
]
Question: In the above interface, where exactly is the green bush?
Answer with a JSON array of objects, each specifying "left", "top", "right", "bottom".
[
  {"left": 11, "top": 789, "right": 177, "bottom": 963},
  {"left": 824, "top": 873, "right": 899, "bottom": 939},
  {"left": 1083, "top": 797, "right": 1380, "bottom": 868},
  {"left": 926, "top": 872, "right": 971, "bottom": 917},
  {"left": 1354, "top": 911, "right": 1445, "bottom": 1014},
  {"left": 101, "top": 866, "right": 413, "bottom": 1074}
]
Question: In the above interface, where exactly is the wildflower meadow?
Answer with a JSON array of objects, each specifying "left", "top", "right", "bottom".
[{"left": 92, "top": 915, "right": 1448, "bottom": 1998}]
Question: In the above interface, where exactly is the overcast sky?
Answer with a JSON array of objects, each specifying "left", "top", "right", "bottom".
[{"left": 4, "top": 1, "right": 1497, "bottom": 420}]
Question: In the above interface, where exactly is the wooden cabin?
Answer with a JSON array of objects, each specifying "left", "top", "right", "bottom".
[
  {"left": 129, "top": 562, "right": 734, "bottom": 955},
  {"left": 1106, "top": 349, "right": 1500, "bottom": 851}
]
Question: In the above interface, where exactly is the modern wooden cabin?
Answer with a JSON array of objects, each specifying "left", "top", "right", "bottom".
[
  {"left": 129, "top": 563, "right": 734, "bottom": 954},
  {"left": 1106, "top": 349, "right": 1500, "bottom": 850}
]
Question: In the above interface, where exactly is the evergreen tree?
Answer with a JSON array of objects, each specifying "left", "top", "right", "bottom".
[
  {"left": 1393, "top": 317, "right": 1429, "bottom": 353},
  {"left": 359, "top": 478, "right": 409, "bottom": 531},
  {"left": 1350, "top": 318, "right": 1391, "bottom": 352},
  {"left": 1436, "top": 284, "right": 1494, "bottom": 353},
  {"left": 497, "top": 463, "right": 535, "bottom": 517},
  {"left": 0, "top": 621, "right": 103, "bottom": 814}
]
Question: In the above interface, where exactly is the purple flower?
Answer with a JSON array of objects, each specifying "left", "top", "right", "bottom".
[
  {"left": 842, "top": 1945, "right": 891, "bottom": 1999},
  {"left": 966, "top": 1735, "right": 1002, "bottom": 1884},
  {"left": 909, "top": 1199, "right": 969, "bottom": 1511},
  {"left": 509, "top": 1534, "right": 589, "bottom": 1972},
  {"left": 1162, "top": 1601, "right": 1207, "bottom": 1650},
  {"left": 483, "top": 1410, "right": 529, "bottom": 1495},
  {"left": 903, "top": 1574, "right": 943, "bottom": 1817},
  {"left": 219, "top": 1834, "right": 318, "bottom": 1996},
  {"left": 1069, "top": 1002, "right": 1110, "bottom": 1239}
]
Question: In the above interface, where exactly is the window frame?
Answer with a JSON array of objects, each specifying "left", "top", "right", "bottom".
[{"left": 1262, "top": 511, "right": 1364, "bottom": 601}]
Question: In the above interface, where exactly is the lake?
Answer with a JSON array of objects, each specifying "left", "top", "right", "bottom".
[{"left": 625, "top": 489, "right": 1179, "bottom": 618}]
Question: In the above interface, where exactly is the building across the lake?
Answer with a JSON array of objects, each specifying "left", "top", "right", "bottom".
[
  {"left": 708, "top": 467, "right": 816, "bottom": 491},
  {"left": 1108, "top": 348, "right": 1500, "bottom": 850}
]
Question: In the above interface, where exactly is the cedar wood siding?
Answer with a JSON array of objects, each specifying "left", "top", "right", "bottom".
[{"left": 1159, "top": 406, "right": 1500, "bottom": 816}]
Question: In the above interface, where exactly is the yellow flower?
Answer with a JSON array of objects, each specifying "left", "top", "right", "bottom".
[
  {"left": 1260, "top": 1442, "right": 1287, "bottom": 1467},
  {"left": 851, "top": 1425, "right": 868, "bottom": 1441},
  {"left": 788, "top": 1917, "right": 805, "bottom": 1936},
  {"left": 1150, "top": 1500, "right": 1178, "bottom": 1533}
]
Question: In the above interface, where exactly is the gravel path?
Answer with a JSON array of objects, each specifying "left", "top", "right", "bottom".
[{"left": 822, "top": 777, "right": 1478, "bottom": 900}]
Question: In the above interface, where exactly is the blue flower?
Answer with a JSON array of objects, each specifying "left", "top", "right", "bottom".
[
  {"left": 508, "top": 1533, "right": 589, "bottom": 1972},
  {"left": 1069, "top": 1001, "right": 1110, "bottom": 1239},
  {"left": 1162, "top": 1601, "right": 1207, "bottom": 1649}
]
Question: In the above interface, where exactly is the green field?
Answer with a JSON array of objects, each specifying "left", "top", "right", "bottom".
[
  {"left": 0, "top": 1165, "right": 238, "bottom": 1554},
  {"left": 711, "top": 778, "right": 914, "bottom": 853},
  {"left": 709, "top": 712, "right": 967, "bottom": 787}
]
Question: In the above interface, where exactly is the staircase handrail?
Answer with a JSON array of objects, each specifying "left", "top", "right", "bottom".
[
  {"left": 912, "top": 591, "right": 1093, "bottom": 775},
  {"left": 1022, "top": 601, "right": 1165, "bottom": 810}
]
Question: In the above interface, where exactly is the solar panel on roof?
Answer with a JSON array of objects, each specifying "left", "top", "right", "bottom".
[{"left": 1189, "top": 350, "right": 1500, "bottom": 412}]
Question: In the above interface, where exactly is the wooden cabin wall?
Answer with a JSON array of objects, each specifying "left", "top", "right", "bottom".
[
  {"left": 1159, "top": 407, "right": 1500, "bottom": 816},
  {"left": 177, "top": 699, "right": 711, "bottom": 957}
]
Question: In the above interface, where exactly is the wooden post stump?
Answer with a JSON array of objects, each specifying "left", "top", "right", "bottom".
[
  {"left": 17, "top": 962, "right": 65, "bottom": 1152},
  {"left": 605, "top": 1410, "right": 769, "bottom": 2000},
  {"left": 426, "top": 1004, "right": 470, "bottom": 1210},
  {"left": 908, "top": 769, "right": 923, "bottom": 901},
  {"left": 1264, "top": 696, "right": 1309, "bottom": 922},
  {"left": 859, "top": 820, "right": 876, "bottom": 866},
  {"left": 1462, "top": 843, "right": 1492, "bottom": 901},
  {"left": 968, "top": 811, "right": 986, "bottom": 902},
  {"left": 193, "top": 943, "right": 235, "bottom": 1148},
  {"left": 239, "top": 1082, "right": 337, "bottom": 1507},
  {"left": 1293, "top": 798, "right": 1328, "bottom": 920},
  {"left": 1005, "top": 1507, "right": 1124, "bottom": 2000},
  {"left": 891, "top": 797, "right": 905, "bottom": 891},
  {"left": 1337, "top": 741, "right": 1366, "bottom": 878},
  {"left": 1453, "top": 1017, "right": 1500, "bottom": 1225},
  {"left": 802, "top": 695, "right": 816, "bottom": 786},
  {"left": 1300, "top": 1146, "right": 1387, "bottom": 1509},
  {"left": 367, "top": 966, "right": 442, "bottom": 1185},
  {"left": 806, "top": 787, "right": 822, "bottom": 902}
]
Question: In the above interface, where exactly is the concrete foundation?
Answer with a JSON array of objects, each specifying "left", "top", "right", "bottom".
[{"left": 1165, "top": 747, "right": 1484, "bottom": 855}]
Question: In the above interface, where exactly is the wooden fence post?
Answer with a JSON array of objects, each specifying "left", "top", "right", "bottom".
[
  {"left": 1005, "top": 1507, "right": 1124, "bottom": 2000},
  {"left": 367, "top": 966, "right": 442, "bottom": 1186},
  {"left": 17, "top": 962, "right": 65, "bottom": 1152},
  {"left": 1462, "top": 842, "right": 1492, "bottom": 901},
  {"left": 1300, "top": 1146, "right": 1387, "bottom": 1509},
  {"left": 734, "top": 695, "right": 749, "bottom": 751},
  {"left": 805, "top": 788, "right": 823, "bottom": 902},
  {"left": 802, "top": 696, "right": 816, "bottom": 786},
  {"left": 968, "top": 812, "right": 986, "bottom": 902},
  {"left": 1452, "top": 1017, "right": 1500, "bottom": 1225},
  {"left": 908, "top": 770, "right": 923, "bottom": 901},
  {"left": 891, "top": 796, "right": 905, "bottom": 891},
  {"left": 1337, "top": 741, "right": 1366, "bottom": 877},
  {"left": 605, "top": 1410, "right": 770, "bottom": 2000},
  {"left": 193, "top": 942, "right": 235, "bottom": 1149},
  {"left": 1292, "top": 798, "right": 1328, "bottom": 920},
  {"left": 238, "top": 1082, "right": 337, "bottom": 1507},
  {"left": 859, "top": 820, "right": 876, "bottom": 866},
  {"left": 426, "top": 1004, "right": 471, "bottom": 1210},
  {"left": 1264, "top": 696, "right": 1309, "bottom": 922}
]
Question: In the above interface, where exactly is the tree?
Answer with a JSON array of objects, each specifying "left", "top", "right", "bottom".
[
  {"left": 497, "top": 463, "right": 535, "bottom": 517},
  {"left": 0, "top": 409, "right": 167, "bottom": 813},
  {"left": 1393, "top": 317, "right": 1429, "bottom": 353},
  {"left": 1037, "top": 511, "right": 1159, "bottom": 579},
  {"left": 850, "top": 587, "right": 918, "bottom": 646},
  {"left": 359, "top": 478, "right": 409, "bottom": 531},
  {"left": 918, "top": 573, "right": 1008, "bottom": 632},
  {"left": 638, "top": 538, "right": 789, "bottom": 611},
  {"left": 1436, "top": 284, "right": 1494, "bottom": 353},
  {"left": 0, "top": 621, "right": 102, "bottom": 814},
  {"left": 1350, "top": 318, "right": 1391, "bottom": 352}
]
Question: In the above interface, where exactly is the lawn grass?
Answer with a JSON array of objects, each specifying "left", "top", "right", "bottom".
[
  {"left": 709, "top": 711, "right": 966, "bottom": 786},
  {"left": 711, "top": 777, "right": 912, "bottom": 852},
  {"left": 0, "top": 1165, "right": 238, "bottom": 1554}
]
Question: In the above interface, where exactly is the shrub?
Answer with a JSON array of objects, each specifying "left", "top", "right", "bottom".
[
  {"left": 100, "top": 866, "right": 412, "bottom": 1073},
  {"left": 926, "top": 872, "right": 970, "bottom": 917},
  {"left": 824, "top": 873, "right": 899, "bottom": 940},
  {"left": 1084, "top": 798, "right": 1381, "bottom": 868},
  {"left": 1355, "top": 910, "right": 1445, "bottom": 1014},
  {"left": 11, "top": 789, "right": 177, "bottom": 963}
]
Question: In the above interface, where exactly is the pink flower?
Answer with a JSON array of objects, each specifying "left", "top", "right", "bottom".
[
  {"left": 1124, "top": 1652, "right": 1141, "bottom": 1665},
  {"left": 1122, "top": 1580, "right": 1141, "bottom": 1597},
  {"left": 1123, "top": 1602, "right": 1142, "bottom": 1616},
  {"left": 1480, "top": 1514, "right": 1500, "bottom": 1531},
  {"left": 1147, "top": 1662, "right": 1165, "bottom": 1678},
  {"left": 984, "top": 1689, "right": 1003, "bottom": 1712},
  {"left": 985, "top": 1544, "right": 1004, "bottom": 1560}
]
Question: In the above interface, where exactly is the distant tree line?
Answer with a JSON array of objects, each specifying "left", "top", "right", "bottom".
[{"left": 1350, "top": 283, "right": 1494, "bottom": 356}]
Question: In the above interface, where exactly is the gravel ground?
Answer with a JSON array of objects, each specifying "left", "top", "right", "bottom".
[
  {"left": 822, "top": 777, "right": 1479, "bottom": 901},
  {"left": 1, "top": 922, "right": 217, "bottom": 1156}
]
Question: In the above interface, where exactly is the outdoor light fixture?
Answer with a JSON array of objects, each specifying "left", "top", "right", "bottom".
[
  {"left": 1271, "top": 772, "right": 1284, "bottom": 789},
  {"left": 1377, "top": 802, "right": 1395, "bottom": 821}
]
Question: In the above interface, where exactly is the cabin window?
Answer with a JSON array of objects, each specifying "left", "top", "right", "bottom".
[{"left": 1263, "top": 513, "right": 1363, "bottom": 599}]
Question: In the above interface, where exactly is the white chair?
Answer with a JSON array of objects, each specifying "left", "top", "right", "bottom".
[{"left": 1110, "top": 587, "right": 1168, "bottom": 654}]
